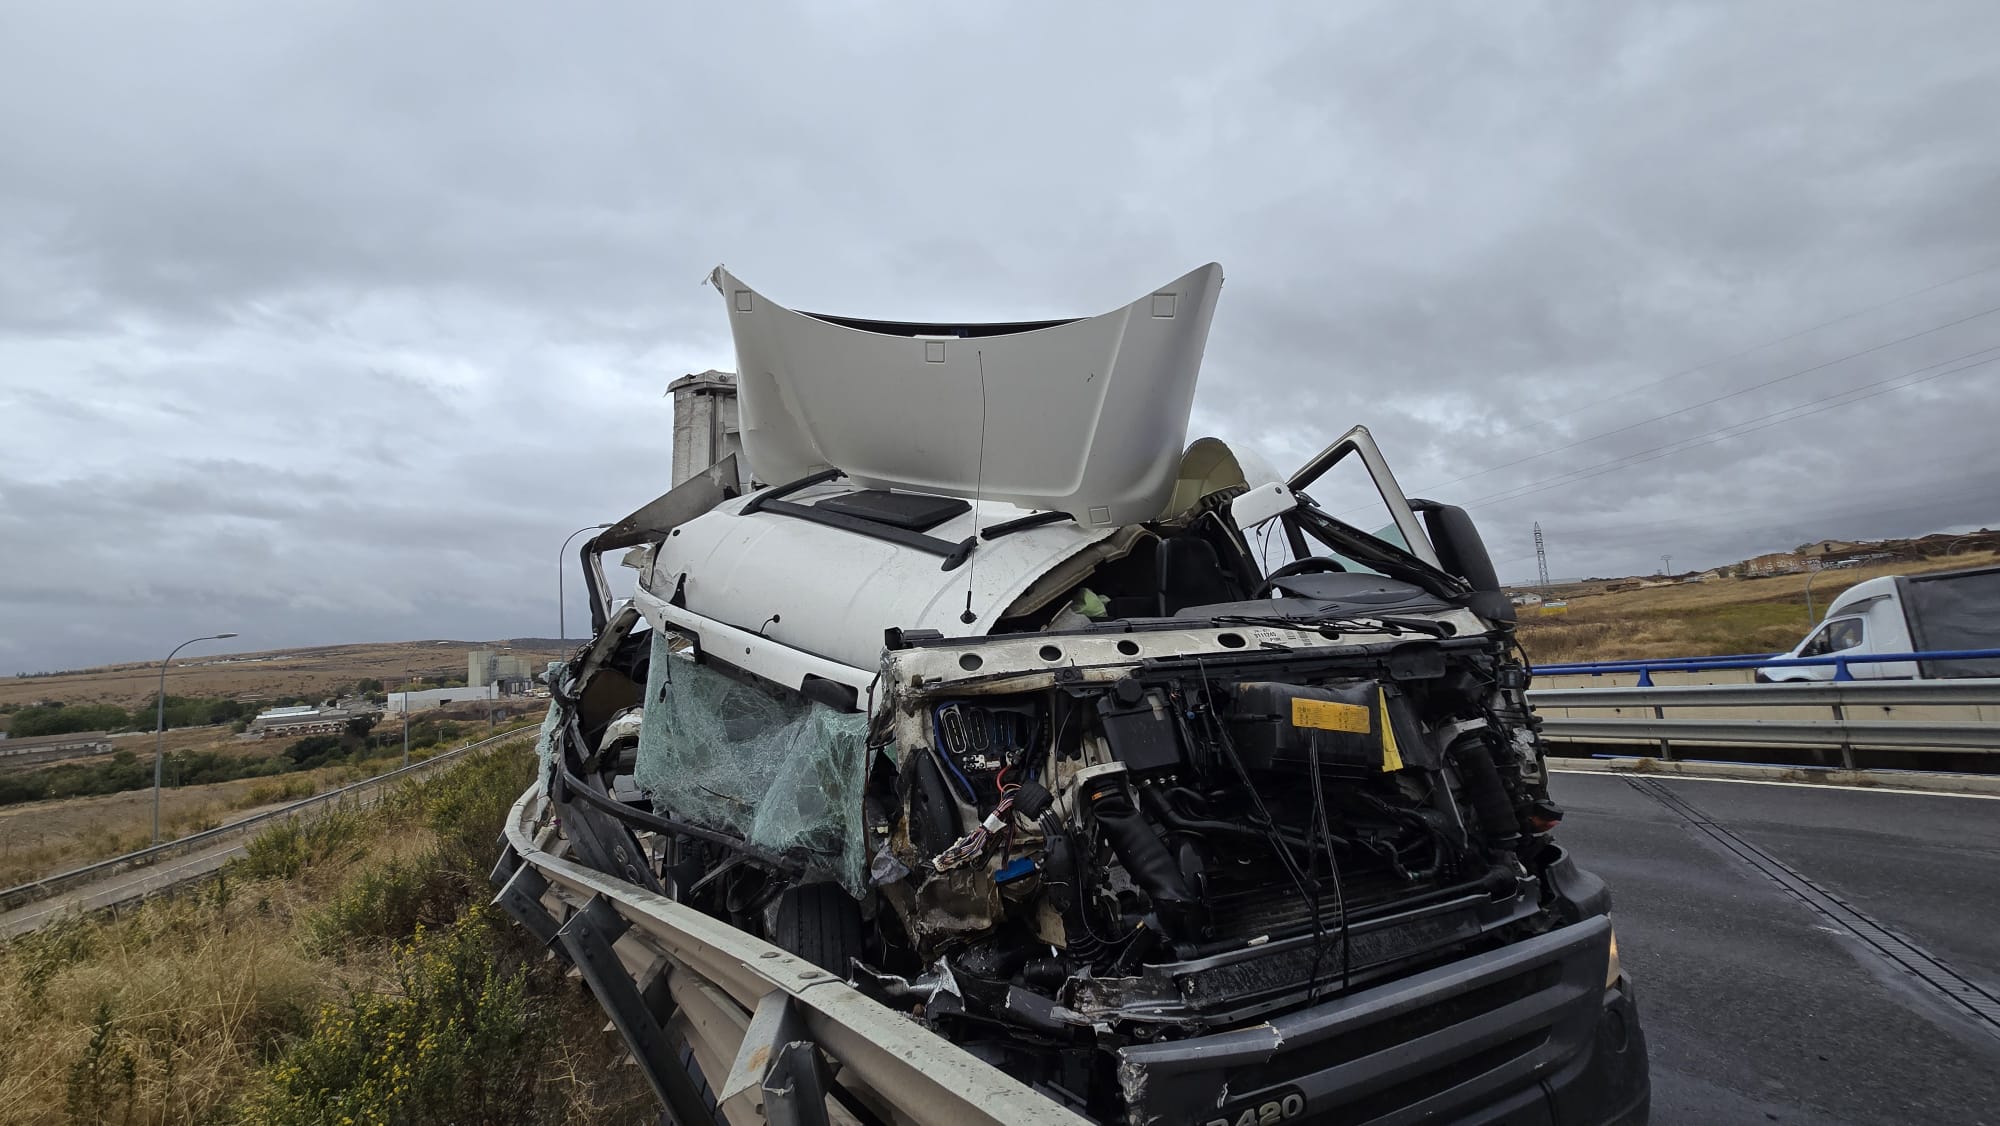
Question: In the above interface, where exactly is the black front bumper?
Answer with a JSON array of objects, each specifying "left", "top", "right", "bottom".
[{"left": 1115, "top": 916, "right": 1648, "bottom": 1125}]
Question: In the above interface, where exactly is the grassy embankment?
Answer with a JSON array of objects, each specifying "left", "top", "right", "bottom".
[
  {"left": 0, "top": 716, "right": 542, "bottom": 888},
  {"left": 0, "top": 737, "right": 651, "bottom": 1124},
  {"left": 1514, "top": 550, "right": 1999, "bottom": 664},
  {"left": 2, "top": 640, "right": 572, "bottom": 713}
]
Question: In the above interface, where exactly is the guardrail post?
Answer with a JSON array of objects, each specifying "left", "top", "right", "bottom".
[
  {"left": 723, "top": 992, "right": 835, "bottom": 1126},
  {"left": 490, "top": 846, "right": 565, "bottom": 952},
  {"left": 1829, "top": 698, "right": 1856, "bottom": 769},
  {"left": 555, "top": 894, "right": 715, "bottom": 1125},
  {"left": 763, "top": 1041, "right": 835, "bottom": 1126},
  {"left": 1834, "top": 658, "right": 1855, "bottom": 682}
]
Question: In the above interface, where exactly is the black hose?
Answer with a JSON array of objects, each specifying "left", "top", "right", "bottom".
[
  {"left": 1038, "top": 814, "right": 1104, "bottom": 962},
  {"left": 1142, "top": 786, "right": 1343, "bottom": 854},
  {"left": 1085, "top": 775, "right": 1199, "bottom": 937},
  {"left": 556, "top": 762, "right": 806, "bottom": 875},
  {"left": 1448, "top": 733, "right": 1520, "bottom": 850}
]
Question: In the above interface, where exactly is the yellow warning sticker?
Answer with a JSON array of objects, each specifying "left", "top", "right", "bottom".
[{"left": 1290, "top": 697, "right": 1371, "bottom": 734}]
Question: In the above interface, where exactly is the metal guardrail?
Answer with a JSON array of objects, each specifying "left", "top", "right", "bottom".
[
  {"left": 1535, "top": 647, "right": 2000, "bottom": 683},
  {"left": 1528, "top": 677, "right": 2000, "bottom": 767},
  {"left": 0, "top": 728, "right": 533, "bottom": 913},
  {"left": 1532, "top": 679, "right": 2000, "bottom": 709},
  {"left": 495, "top": 781, "right": 1092, "bottom": 1126}
]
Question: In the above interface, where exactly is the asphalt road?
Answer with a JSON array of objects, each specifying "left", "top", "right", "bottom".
[
  {"left": 0, "top": 836, "right": 246, "bottom": 937},
  {"left": 1551, "top": 771, "right": 2000, "bottom": 1125}
]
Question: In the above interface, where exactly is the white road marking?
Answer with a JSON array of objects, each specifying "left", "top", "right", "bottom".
[{"left": 1551, "top": 767, "right": 2000, "bottom": 800}]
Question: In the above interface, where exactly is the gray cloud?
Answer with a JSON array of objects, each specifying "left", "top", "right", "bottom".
[{"left": 3, "top": 1, "right": 1999, "bottom": 672}]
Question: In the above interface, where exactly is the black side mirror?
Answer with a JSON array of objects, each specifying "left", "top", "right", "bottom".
[
  {"left": 1413, "top": 501, "right": 1500, "bottom": 593},
  {"left": 1410, "top": 500, "right": 1515, "bottom": 623}
]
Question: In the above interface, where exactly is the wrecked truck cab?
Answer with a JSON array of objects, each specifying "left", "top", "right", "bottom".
[{"left": 525, "top": 265, "right": 1649, "bottom": 1124}]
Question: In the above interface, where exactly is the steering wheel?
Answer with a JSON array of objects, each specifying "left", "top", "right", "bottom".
[{"left": 1254, "top": 556, "right": 1346, "bottom": 598}]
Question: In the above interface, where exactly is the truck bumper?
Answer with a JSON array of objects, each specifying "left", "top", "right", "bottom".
[{"left": 1115, "top": 915, "right": 1648, "bottom": 1125}]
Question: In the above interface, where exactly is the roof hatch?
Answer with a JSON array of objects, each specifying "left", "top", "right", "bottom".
[{"left": 709, "top": 263, "right": 1225, "bottom": 527}]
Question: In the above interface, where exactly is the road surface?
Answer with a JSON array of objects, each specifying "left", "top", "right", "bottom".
[
  {"left": 1553, "top": 770, "right": 2000, "bottom": 1125},
  {"left": 0, "top": 834, "right": 248, "bottom": 937}
]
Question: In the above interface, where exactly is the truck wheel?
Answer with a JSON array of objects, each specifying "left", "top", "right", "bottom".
[{"left": 771, "top": 883, "right": 865, "bottom": 976}]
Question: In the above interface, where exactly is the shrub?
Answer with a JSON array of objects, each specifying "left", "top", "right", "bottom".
[
  {"left": 17, "top": 917, "right": 99, "bottom": 1005},
  {"left": 245, "top": 776, "right": 317, "bottom": 806},
  {"left": 282, "top": 735, "right": 348, "bottom": 771},
  {"left": 235, "top": 812, "right": 361, "bottom": 881},
  {"left": 0, "top": 747, "right": 297, "bottom": 810},
  {"left": 8, "top": 703, "right": 133, "bottom": 738},
  {"left": 312, "top": 746, "right": 537, "bottom": 953},
  {"left": 64, "top": 1002, "right": 136, "bottom": 1125},
  {"left": 310, "top": 855, "right": 456, "bottom": 954},
  {"left": 247, "top": 908, "right": 563, "bottom": 1126}
]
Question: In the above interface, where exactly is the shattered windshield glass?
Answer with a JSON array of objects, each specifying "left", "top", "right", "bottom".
[{"left": 631, "top": 631, "right": 871, "bottom": 894}]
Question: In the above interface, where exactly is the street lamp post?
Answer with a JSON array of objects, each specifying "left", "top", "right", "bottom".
[
  {"left": 154, "top": 632, "right": 237, "bottom": 844},
  {"left": 558, "top": 523, "right": 613, "bottom": 642}
]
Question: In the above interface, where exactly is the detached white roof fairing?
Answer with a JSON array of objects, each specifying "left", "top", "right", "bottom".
[{"left": 710, "top": 263, "right": 1225, "bottom": 527}]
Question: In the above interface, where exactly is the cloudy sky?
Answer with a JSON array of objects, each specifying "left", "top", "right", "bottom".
[{"left": 3, "top": 2, "right": 1998, "bottom": 673}]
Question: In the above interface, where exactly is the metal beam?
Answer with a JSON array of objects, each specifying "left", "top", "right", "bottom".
[
  {"left": 555, "top": 894, "right": 718, "bottom": 1125},
  {"left": 504, "top": 785, "right": 1093, "bottom": 1126},
  {"left": 1531, "top": 678, "right": 2000, "bottom": 709},
  {"left": 1540, "top": 717, "right": 2000, "bottom": 750}
]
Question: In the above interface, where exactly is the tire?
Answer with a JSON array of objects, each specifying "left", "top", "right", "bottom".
[{"left": 770, "top": 883, "right": 866, "bottom": 975}]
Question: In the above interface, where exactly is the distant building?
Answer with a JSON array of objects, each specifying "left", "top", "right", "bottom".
[
  {"left": 0, "top": 730, "right": 114, "bottom": 759},
  {"left": 249, "top": 705, "right": 355, "bottom": 739},
  {"left": 387, "top": 685, "right": 500, "bottom": 714},
  {"left": 467, "top": 649, "right": 536, "bottom": 690},
  {"left": 1744, "top": 552, "right": 1805, "bottom": 577},
  {"left": 1509, "top": 592, "right": 1544, "bottom": 607}
]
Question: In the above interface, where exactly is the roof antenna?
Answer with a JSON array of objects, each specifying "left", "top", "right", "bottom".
[{"left": 960, "top": 349, "right": 989, "bottom": 625}]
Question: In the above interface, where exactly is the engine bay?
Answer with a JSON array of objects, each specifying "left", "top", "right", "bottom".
[{"left": 551, "top": 613, "right": 1585, "bottom": 1119}]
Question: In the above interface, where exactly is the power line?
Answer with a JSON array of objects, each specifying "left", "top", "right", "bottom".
[
  {"left": 1461, "top": 345, "right": 2000, "bottom": 512},
  {"left": 1405, "top": 299, "right": 2000, "bottom": 500},
  {"left": 1490, "top": 484, "right": 2000, "bottom": 573},
  {"left": 1486, "top": 471, "right": 2000, "bottom": 568},
  {"left": 1527, "top": 259, "right": 2000, "bottom": 430},
  {"left": 1527, "top": 470, "right": 2000, "bottom": 544}
]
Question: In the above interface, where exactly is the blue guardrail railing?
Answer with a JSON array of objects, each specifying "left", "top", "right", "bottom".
[{"left": 1533, "top": 648, "right": 2000, "bottom": 685}]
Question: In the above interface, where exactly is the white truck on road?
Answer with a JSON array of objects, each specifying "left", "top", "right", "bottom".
[{"left": 1757, "top": 565, "right": 2000, "bottom": 682}]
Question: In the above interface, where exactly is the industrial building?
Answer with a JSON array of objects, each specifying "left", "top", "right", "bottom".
[
  {"left": 248, "top": 705, "right": 356, "bottom": 739},
  {"left": 0, "top": 730, "right": 115, "bottom": 761},
  {"left": 386, "top": 684, "right": 499, "bottom": 714},
  {"left": 467, "top": 649, "right": 536, "bottom": 689}
]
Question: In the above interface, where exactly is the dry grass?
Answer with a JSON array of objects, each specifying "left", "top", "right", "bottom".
[
  {"left": 0, "top": 886, "right": 330, "bottom": 1123},
  {"left": 3, "top": 640, "right": 571, "bottom": 712},
  {"left": 0, "top": 715, "right": 538, "bottom": 888},
  {"left": 0, "top": 740, "right": 649, "bottom": 1124},
  {"left": 1515, "top": 550, "right": 2000, "bottom": 664}
]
